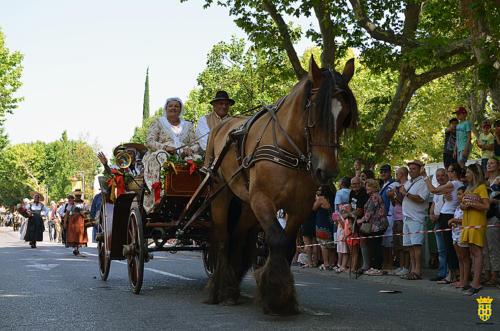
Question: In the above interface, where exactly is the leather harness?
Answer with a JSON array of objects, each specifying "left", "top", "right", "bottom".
[
  {"left": 228, "top": 69, "right": 347, "bottom": 174},
  {"left": 175, "top": 70, "right": 349, "bottom": 234}
]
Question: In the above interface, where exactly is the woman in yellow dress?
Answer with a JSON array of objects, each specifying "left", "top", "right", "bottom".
[{"left": 460, "top": 163, "right": 490, "bottom": 295}]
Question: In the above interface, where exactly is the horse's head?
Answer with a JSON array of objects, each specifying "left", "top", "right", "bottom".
[{"left": 305, "top": 56, "right": 357, "bottom": 184}]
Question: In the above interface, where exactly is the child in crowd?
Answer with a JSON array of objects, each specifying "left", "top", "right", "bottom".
[
  {"left": 453, "top": 107, "right": 472, "bottom": 167},
  {"left": 476, "top": 120, "right": 495, "bottom": 170},
  {"left": 449, "top": 186, "right": 469, "bottom": 290},
  {"left": 332, "top": 209, "right": 348, "bottom": 272},
  {"left": 341, "top": 203, "right": 359, "bottom": 273}
]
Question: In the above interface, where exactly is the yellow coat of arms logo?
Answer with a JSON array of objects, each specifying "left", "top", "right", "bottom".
[{"left": 477, "top": 296, "right": 493, "bottom": 322}]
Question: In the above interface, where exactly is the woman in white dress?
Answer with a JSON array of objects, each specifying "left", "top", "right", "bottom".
[
  {"left": 24, "top": 192, "right": 49, "bottom": 248},
  {"left": 143, "top": 97, "right": 201, "bottom": 212}
]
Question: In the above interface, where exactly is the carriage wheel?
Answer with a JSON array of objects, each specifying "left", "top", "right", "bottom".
[
  {"left": 202, "top": 248, "right": 215, "bottom": 278},
  {"left": 127, "top": 207, "right": 145, "bottom": 294},
  {"left": 97, "top": 206, "right": 111, "bottom": 280}
]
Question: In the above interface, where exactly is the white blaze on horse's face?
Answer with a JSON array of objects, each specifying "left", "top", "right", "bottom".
[{"left": 330, "top": 98, "right": 342, "bottom": 159}]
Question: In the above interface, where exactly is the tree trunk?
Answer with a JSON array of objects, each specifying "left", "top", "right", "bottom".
[
  {"left": 460, "top": 0, "right": 500, "bottom": 111},
  {"left": 366, "top": 64, "right": 417, "bottom": 169},
  {"left": 490, "top": 71, "right": 500, "bottom": 112},
  {"left": 313, "top": 1, "right": 336, "bottom": 69},
  {"left": 262, "top": 0, "right": 307, "bottom": 80},
  {"left": 468, "top": 70, "right": 487, "bottom": 140}
]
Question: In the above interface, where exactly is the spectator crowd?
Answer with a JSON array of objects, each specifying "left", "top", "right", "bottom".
[
  {"left": 1, "top": 106, "right": 499, "bottom": 297},
  {"left": 293, "top": 110, "right": 500, "bottom": 296}
]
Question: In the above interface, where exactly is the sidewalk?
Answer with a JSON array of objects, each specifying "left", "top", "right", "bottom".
[{"left": 292, "top": 264, "right": 500, "bottom": 300}]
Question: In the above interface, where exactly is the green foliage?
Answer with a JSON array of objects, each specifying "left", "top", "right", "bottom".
[
  {"left": 346, "top": 1, "right": 470, "bottom": 73},
  {"left": 131, "top": 36, "right": 300, "bottom": 138},
  {"left": 184, "top": 36, "right": 297, "bottom": 122},
  {"left": 332, "top": 52, "right": 477, "bottom": 176},
  {"left": 0, "top": 28, "right": 23, "bottom": 119},
  {"left": 131, "top": 107, "right": 163, "bottom": 145},
  {"left": 0, "top": 27, "right": 24, "bottom": 152},
  {"left": 142, "top": 67, "right": 150, "bottom": 123},
  {"left": 130, "top": 30, "right": 479, "bottom": 178},
  {"left": 186, "top": 0, "right": 480, "bottom": 168},
  {"left": 0, "top": 131, "right": 100, "bottom": 207}
]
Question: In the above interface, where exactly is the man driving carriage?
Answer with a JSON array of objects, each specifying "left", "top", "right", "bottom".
[{"left": 196, "top": 90, "right": 234, "bottom": 152}]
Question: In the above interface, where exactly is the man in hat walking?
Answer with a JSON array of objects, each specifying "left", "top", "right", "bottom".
[{"left": 196, "top": 90, "right": 235, "bottom": 152}]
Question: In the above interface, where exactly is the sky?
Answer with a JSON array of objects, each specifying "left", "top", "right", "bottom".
[{"left": 0, "top": 0, "right": 316, "bottom": 157}]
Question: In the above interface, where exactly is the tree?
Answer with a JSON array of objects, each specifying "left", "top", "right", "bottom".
[
  {"left": 184, "top": 36, "right": 297, "bottom": 122},
  {"left": 458, "top": 0, "right": 499, "bottom": 111},
  {"left": 333, "top": 50, "right": 479, "bottom": 175},
  {"left": 187, "top": 0, "right": 479, "bottom": 167},
  {"left": 0, "top": 27, "right": 24, "bottom": 150},
  {"left": 0, "top": 132, "right": 100, "bottom": 207},
  {"left": 131, "top": 107, "right": 163, "bottom": 145},
  {"left": 130, "top": 36, "right": 301, "bottom": 143},
  {"left": 347, "top": 0, "right": 477, "bottom": 167},
  {"left": 142, "top": 67, "right": 150, "bottom": 123}
]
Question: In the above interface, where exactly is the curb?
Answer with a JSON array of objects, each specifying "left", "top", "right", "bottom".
[{"left": 292, "top": 266, "right": 500, "bottom": 300}]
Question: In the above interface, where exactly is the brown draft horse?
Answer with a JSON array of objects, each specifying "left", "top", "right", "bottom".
[{"left": 205, "top": 56, "right": 357, "bottom": 315}]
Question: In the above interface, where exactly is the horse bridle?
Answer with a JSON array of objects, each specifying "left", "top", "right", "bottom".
[
  {"left": 305, "top": 70, "right": 347, "bottom": 151},
  {"left": 240, "top": 69, "right": 348, "bottom": 173}
]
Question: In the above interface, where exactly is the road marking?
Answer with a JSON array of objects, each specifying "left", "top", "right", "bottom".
[
  {"left": 84, "top": 252, "right": 195, "bottom": 281},
  {"left": 26, "top": 263, "right": 59, "bottom": 271},
  {"left": 301, "top": 307, "right": 331, "bottom": 316}
]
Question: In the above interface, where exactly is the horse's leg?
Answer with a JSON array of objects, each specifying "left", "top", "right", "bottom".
[
  {"left": 251, "top": 195, "right": 299, "bottom": 315},
  {"left": 206, "top": 190, "right": 241, "bottom": 305},
  {"left": 228, "top": 203, "right": 259, "bottom": 283}
]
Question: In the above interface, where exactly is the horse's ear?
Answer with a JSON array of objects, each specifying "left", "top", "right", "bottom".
[
  {"left": 342, "top": 58, "right": 355, "bottom": 84},
  {"left": 308, "top": 55, "right": 322, "bottom": 88}
]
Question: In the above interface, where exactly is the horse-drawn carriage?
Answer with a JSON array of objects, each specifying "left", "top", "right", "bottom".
[
  {"left": 97, "top": 57, "right": 357, "bottom": 315},
  {"left": 96, "top": 152, "right": 215, "bottom": 294}
]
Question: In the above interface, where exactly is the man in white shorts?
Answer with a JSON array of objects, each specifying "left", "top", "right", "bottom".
[{"left": 400, "top": 160, "right": 429, "bottom": 280}]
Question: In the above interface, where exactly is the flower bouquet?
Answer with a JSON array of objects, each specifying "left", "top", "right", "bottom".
[{"left": 16, "top": 203, "right": 29, "bottom": 218}]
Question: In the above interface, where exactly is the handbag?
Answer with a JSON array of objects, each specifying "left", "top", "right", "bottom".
[
  {"left": 379, "top": 216, "right": 389, "bottom": 232},
  {"left": 84, "top": 217, "right": 96, "bottom": 228},
  {"left": 359, "top": 222, "right": 372, "bottom": 234}
]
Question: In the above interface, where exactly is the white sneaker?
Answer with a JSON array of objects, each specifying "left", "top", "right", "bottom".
[
  {"left": 396, "top": 268, "right": 409, "bottom": 276},
  {"left": 394, "top": 267, "right": 402, "bottom": 274}
]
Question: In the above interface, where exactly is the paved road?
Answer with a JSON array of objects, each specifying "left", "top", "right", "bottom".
[{"left": 0, "top": 226, "right": 498, "bottom": 330}]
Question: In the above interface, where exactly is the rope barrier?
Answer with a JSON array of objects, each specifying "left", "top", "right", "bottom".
[{"left": 297, "top": 223, "right": 500, "bottom": 248}]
